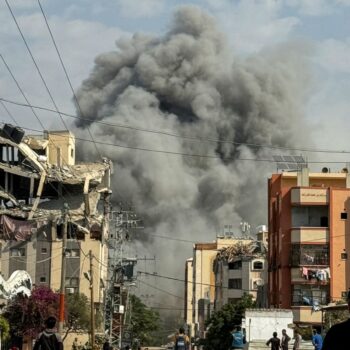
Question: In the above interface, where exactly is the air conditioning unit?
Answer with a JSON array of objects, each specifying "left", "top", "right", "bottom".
[{"left": 66, "top": 288, "right": 75, "bottom": 294}]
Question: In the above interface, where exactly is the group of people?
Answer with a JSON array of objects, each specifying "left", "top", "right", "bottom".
[{"left": 266, "top": 329, "right": 323, "bottom": 350}]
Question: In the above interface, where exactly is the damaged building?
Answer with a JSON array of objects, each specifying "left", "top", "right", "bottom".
[{"left": 0, "top": 124, "right": 111, "bottom": 312}]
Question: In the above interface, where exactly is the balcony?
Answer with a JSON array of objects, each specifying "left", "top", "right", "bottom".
[
  {"left": 291, "top": 244, "right": 329, "bottom": 266},
  {"left": 292, "top": 284, "right": 330, "bottom": 308},
  {"left": 291, "top": 188, "right": 328, "bottom": 205}
]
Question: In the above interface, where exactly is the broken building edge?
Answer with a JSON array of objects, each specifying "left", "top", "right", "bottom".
[{"left": 0, "top": 124, "right": 112, "bottom": 348}]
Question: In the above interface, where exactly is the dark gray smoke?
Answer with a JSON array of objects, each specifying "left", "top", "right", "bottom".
[{"left": 74, "top": 6, "right": 310, "bottom": 286}]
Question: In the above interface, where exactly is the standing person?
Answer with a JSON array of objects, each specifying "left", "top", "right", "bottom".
[
  {"left": 312, "top": 330, "right": 323, "bottom": 350},
  {"left": 281, "top": 329, "right": 291, "bottom": 350},
  {"left": 33, "top": 316, "right": 63, "bottom": 350},
  {"left": 292, "top": 330, "right": 301, "bottom": 350},
  {"left": 72, "top": 338, "right": 79, "bottom": 350},
  {"left": 174, "top": 327, "right": 190, "bottom": 350},
  {"left": 231, "top": 326, "right": 245, "bottom": 349},
  {"left": 265, "top": 332, "right": 280, "bottom": 350}
]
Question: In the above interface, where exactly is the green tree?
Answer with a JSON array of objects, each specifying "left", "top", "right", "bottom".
[
  {"left": 128, "top": 295, "right": 160, "bottom": 347},
  {"left": 0, "top": 316, "right": 10, "bottom": 340},
  {"left": 64, "top": 293, "right": 91, "bottom": 341},
  {"left": 204, "top": 293, "right": 256, "bottom": 350}
]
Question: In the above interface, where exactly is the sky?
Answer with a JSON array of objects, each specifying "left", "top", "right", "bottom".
[
  {"left": 1, "top": 0, "right": 350, "bottom": 154},
  {"left": 1, "top": 0, "right": 350, "bottom": 311}
]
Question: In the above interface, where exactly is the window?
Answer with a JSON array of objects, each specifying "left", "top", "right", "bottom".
[
  {"left": 292, "top": 206, "right": 329, "bottom": 227},
  {"left": 66, "top": 249, "right": 79, "bottom": 257},
  {"left": 292, "top": 285, "right": 329, "bottom": 306},
  {"left": 10, "top": 248, "right": 25, "bottom": 257},
  {"left": 228, "top": 260, "right": 242, "bottom": 270},
  {"left": 228, "top": 278, "right": 242, "bottom": 289},
  {"left": 252, "top": 261, "right": 263, "bottom": 270},
  {"left": 341, "top": 212, "right": 347, "bottom": 220},
  {"left": 41, "top": 248, "right": 47, "bottom": 254},
  {"left": 71, "top": 149, "right": 74, "bottom": 158},
  {"left": 65, "top": 277, "right": 79, "bottom": 287},
  {"left": 291, "top": 244, "right": 329, "bottom": 266},
  {"left": 40, "top": 277, "right": 46, "bottom": 283},
  {"left": 341, "top": 291, "right": 348, "bottom": 299},
  {"left": 341, "top": 252, "right": 348, "bottom": 260}
]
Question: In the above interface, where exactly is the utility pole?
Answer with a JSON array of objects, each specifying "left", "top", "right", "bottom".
[
  {"left": 58, "top": 203, "right": 68, "bottom": 335},
  {"left": 89, "top": 250, "right": 95, "bottom": 347}
]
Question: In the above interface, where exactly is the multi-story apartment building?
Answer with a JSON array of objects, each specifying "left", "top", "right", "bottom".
[
  {"left": 213, "top": 240, "right": 267, "bottom": 310},
  {"left": 0, "top": 125, "right": 111, "bottom": 335},
  {"left": 185, "top": 235, "right": 258, "bottom": 338},
  {"left": 268, "top": 168, "right": 350, "bottom": 326}
]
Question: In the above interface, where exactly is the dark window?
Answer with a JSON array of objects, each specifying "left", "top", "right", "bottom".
[
  {"left": 228, "top": 279, "right": 242, "bottom": 289},
  {"left": 341, "top": 252, "right": 348, "bottom": 260},
  {"left": 341, "top": 291, "right": 348, "bottom": 298},
  {"left": 292, "top": 285, "right": 329, "bottom": 306},
  {"left": 40, "top": 277, "right": 46, "bottom": 283},
  {"left": 228, "top": 261, "right": 242, "bottom": 270},
  {"left": 66, "top": 249, "right": 79, "bottom": 257},
  {"left": 65, "top": 277, "right": 79, "bottom": 287},
  {"left": 292, "top": 206, "right": 329, "bottom": 227},
  {"left": 10, "top": 248, "right": 25, "bottom": 257},
  {"left": 253, "top": 261, "right": 263, "bottom": 270},
  {"left": 341, "top": 212, "right": 347, "bottom": 220},
  {"left": 291, "top": 244, "right": 329, "bottom": 266},
  {"left": 41, "top": 248, "right": 47, "bottom": 254}
]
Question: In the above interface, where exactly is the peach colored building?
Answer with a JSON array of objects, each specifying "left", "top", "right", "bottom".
[{"left": 268, "top": 168, "right": 350, "bottom": 325}]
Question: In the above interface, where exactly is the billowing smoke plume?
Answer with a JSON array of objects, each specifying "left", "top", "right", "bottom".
[{"left": 74, "top": 6, "right": 310, "bottom": 286}]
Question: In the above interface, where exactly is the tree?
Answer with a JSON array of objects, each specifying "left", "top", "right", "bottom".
[
  {"left": 128, "top": 295, "right": 160, "bottom": 347},
  {"left": 204, "top": 293, "right": 256, "bottom": 350},
  {"left": 0, "top": 316, "right": 10, "bottom": 341},
  {"left": 4, "top": 285, "right": 59, "bottom": 338},
  {"left": 64, "top": 293, "right": 91, "bottom": 341}
]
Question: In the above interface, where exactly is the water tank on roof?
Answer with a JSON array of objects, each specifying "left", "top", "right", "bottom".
[{"left": 2, "top": 124, "right": 24, "bottom": 144}]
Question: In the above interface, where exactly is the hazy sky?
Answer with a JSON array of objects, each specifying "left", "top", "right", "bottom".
[{"left": 1, "top": 0, "right": 350, "bottom": 155}]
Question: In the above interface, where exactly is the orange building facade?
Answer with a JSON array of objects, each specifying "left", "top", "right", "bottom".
[{"left": 268, "top": 169, "right": 350, "bottom": 325}]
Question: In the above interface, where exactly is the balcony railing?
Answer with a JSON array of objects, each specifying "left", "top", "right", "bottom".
[{"left": 291, "top": 244, "right": 329, "bottom": 266}]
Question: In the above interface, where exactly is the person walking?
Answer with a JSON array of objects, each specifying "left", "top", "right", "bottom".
[
  {"left": 292, "top": 330, "right": 301, "bottom": 350},
  {"left": 311, "top": 330, "right": 323, "bottom": 350},
  {"left": 281, "top": 329, "right": 291, "bottom": 350},
  {"left": 174, "top": 327, "right": 190, "bottom": 350},
  {"left": 231, "top": 326, "right": 245, "bottom": 349},
  {"left": 266, "top": 332, "right": 280, "bottom": 350},
  {"left": 33, "top": 317, "right": 63, "bottom": 350}
]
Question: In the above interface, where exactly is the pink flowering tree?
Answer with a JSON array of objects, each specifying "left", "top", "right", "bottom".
[{"left": 4, "top": 285, "right": 59, "bottom": 338}]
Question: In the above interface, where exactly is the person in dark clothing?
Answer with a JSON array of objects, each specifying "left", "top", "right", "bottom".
[
  {"left": 33, "top": 317, "right": 63, "bottom": 350},
  {"left": 174, "top": 327, "right": 189, "bottom": 350},
  {"left": 322, "top": 290, "right": 350, "bottom": 350},
  {"left": 266, "top": 332, "right": 280, "bottom": 350},
  {"left": 281, "top": 329, "right": 291, "bottom": 350}
]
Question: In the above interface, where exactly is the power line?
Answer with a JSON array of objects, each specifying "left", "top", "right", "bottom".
[
  {"left": 138, "top": 278, "right": 184, "bottom": 300},
  {"left": 0, "top": 54, "right": 46, "bottom": 130},
  {"left": 37, "top": 0, "right": 101, "bottom": 159},
  {"left": 0, "top": 99, "right": 18, "bottom": 125},
  {"left": 4, "top": 0, "right": 69, "bottom": 130},
  {"left": 0, "top": 117, "right": 348, "bottom": 165},
  {"left": 1, "top": 97, "right": 350, "bottom": 156}
]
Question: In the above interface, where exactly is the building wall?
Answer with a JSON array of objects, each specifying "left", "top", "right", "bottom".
[
  {"left": 244, "top": 309, "right": 293, "bottom": 342},
  {"left": 268, "top": 171, "right": 350, "bottom": 325},
  {"left": 47, "top": 131, "right": 75, "bottom": 166},
  {"left": 185, "top": 258, "right": 193, "bottom": 332}
]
